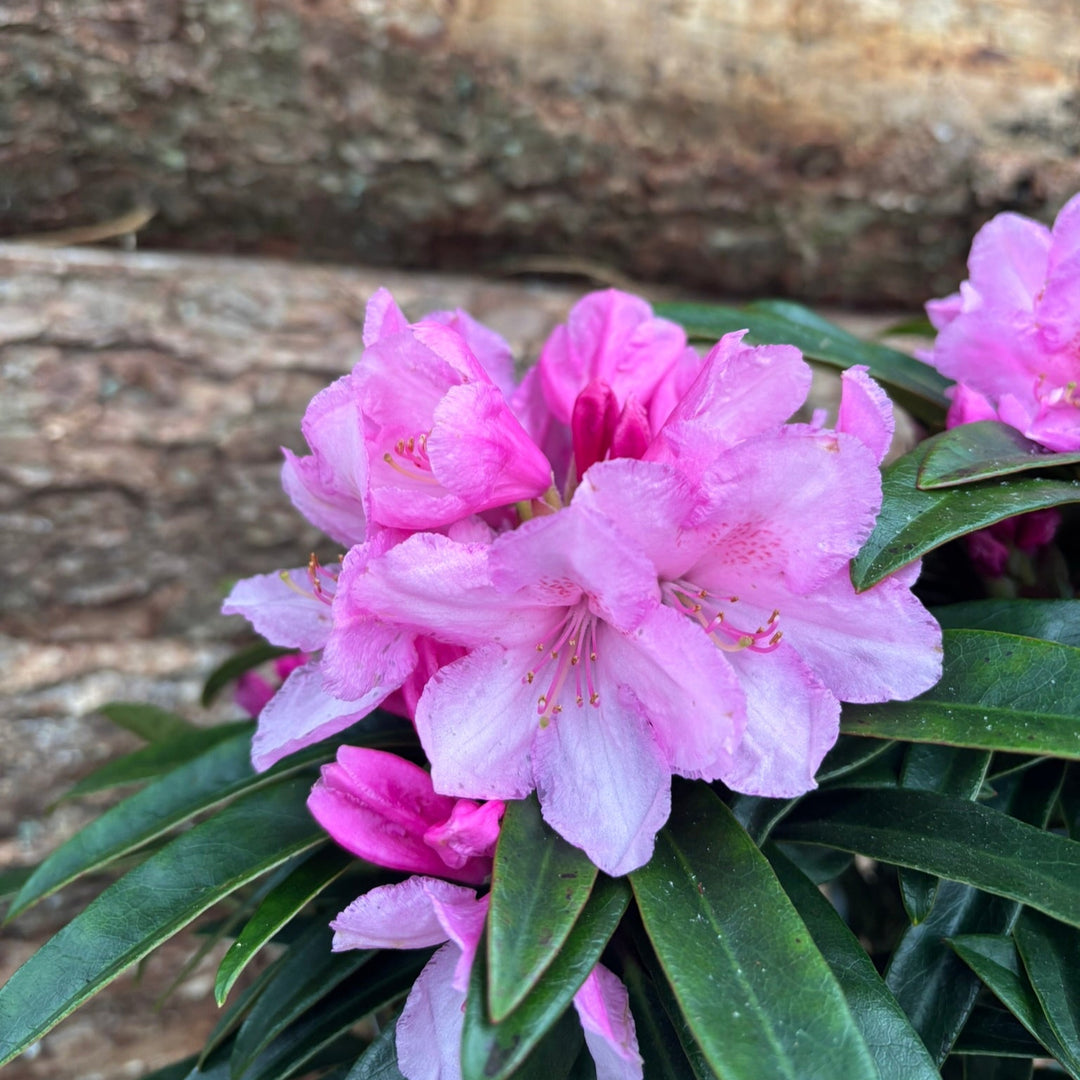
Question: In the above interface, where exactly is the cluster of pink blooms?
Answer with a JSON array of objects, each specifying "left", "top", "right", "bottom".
[{"left": 223, "top": 287, "right": 943, "bottom": 1079}]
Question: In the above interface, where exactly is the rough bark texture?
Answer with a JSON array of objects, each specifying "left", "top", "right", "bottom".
[{"left": 4, "top": 0, "right": 1080, "bottom": 306}]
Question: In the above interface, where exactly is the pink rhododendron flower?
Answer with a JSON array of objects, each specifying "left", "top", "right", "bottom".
[
  {"left": 922, "top": 193, "right": 1080, "bottom": 452},
  {"left": 234, "top": 652, "right": 308, "bottom": 718}
]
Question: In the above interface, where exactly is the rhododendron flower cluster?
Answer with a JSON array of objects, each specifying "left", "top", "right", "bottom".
[
  {"left": 224, "top": 287, "right": 942, "bottom": 878},
  {"left": 922, "top": 192, "right": 1080, "bottom": 452}
]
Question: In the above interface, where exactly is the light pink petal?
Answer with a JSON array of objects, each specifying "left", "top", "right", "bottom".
[
  {"left": 431, "top": 891, "right": 489, "bottom": 992},
  {"left": 837, "top": 366, "right": 895, "bottom": 465},
  {"left": 1024, "top": 397, "right": 1080, "bottom": 452},
  {"left": 307, "top": 747, "right": 493, "bottom": 884},
  {"left": 573, "top": 966, "right": 644, "bottom": 1080},
  {"left": 532, "top": 683, "right": 671, "bottom": 876},
  {"left": 251, "top": 660, "right": 379, "bottom": 771},
  {"left": 331, "top": 876, "right": 474, "bottom": 951},
  {"left": 511, "top": 366, "right": 573, "bottom": 491},
  {"left": 1038, "top": 194, "right": 1080, "bottom": 356},
  {"left": 222, "top": 568, "right": 333, "bottom": 651},
  {"left": 381, "top": 637, "right": 466, "bottom": 723},
  {"left": 416, "top": 645, "right": 543, "bottom": 801},
  {"left": 647, "top": 333, "right": 812, "bottom": 483},
  {"left": 691, "top": 427, "right": 882, "bottom": 595},
  {"left": 925, "top": 292, "right": 962, "bottom": 331},
  {"left": 946, "top": 383, "right": 999, "bottom": 427},
  {"left": 425, "top": 308, "right": 517, "bottom": 401},
  {"left": 428, "top": 381, "right": 552, "bottom": 509},
  {"left": 489, "top": 505, "right": 660, "bottom": 632},
  {"left": 397, "top": 942, "right": 467, "bottom": 1080},
  {"left": 647, "top": 345, "right": 704, "bottom": 433},
  {"left": 362, "top": 287, "right": 410, "bottom": 346},
  {"left": 966, "top": 211, "right": 1051, "bottom": 313},
  {"left": 598, "top": 607, "right": 745, "bottom": 779},
  {"left": 424, "top": 800, "right": 505, "bottom": 870},
  {"left": 717, "top": 644, "right": 840, "bottom": 797}
]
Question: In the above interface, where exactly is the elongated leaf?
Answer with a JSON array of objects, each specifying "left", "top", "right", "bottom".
[
  {"left": 949, "top": 935, "right": 1080, "bottom": 1078},
  {"left": 56, "top": 720, "right": 254, "bottom": 803},
  {"left": 230, "top": 921, "right": 376, "bottom": 1076},
  {"left": 201, "top": 950, "right": 286, "bottom": 1065},
  {"left": 487, "top": 794, "right": 598, "bottom": 1021},
  {"left": 917, "top": 420, "right": 1080, "bottom": 489},
  {"left": 955, "top": 1004, "right": 1047, "bottom": 1059},
  {"left": 765, "top": 844, "right": 940, "bottom": 1080},
  {"left": 99, "top": 702, "right": 196, "bottom": 742},
  {"left": 850, "top": 435, "right": 1080, "bottom": 590},
  {"left": 1013, "top": 909, "right": 1080, "bottom": 1066},
  {"left": 630, "top": 782, "right": 877, "bottom": 1080},
  {"left": 655, "top": 299, "right": 950, "bottom": 422},
  {"left": 9, "top": 729, "right": 320, "bottom": 919},
  {"left": 344, "top": 1017, "right": 406, "bottom": 1080},
  {"left": 202, "top": 643, "right": 297, "bottom": 708},
  {"left": 0, "top": 778, "right": 325, "bottom": 1068},
  {"left": 816, "top": 735, "right": 898, "bottom": 783},
  {"left": 777, "top": 785, "right": 1080, "bottom": 926},
  {"left": 882, "top": 762, "right": 1063, "bottom": 1064},
  {"left": 215, "top": 846, "right": 354, "bottom": 1005},
  {"left": 897, "top": 745, "right": 991, "bottom": 924},
  {"left": 727, "top": 793, "right": 798, "bottom": 844},
  {"left": 933, "top": 599, "right": 1080, "bottom": 647},
  {"left": 841, "top": 630, "right": 1080, "bottom": 760},
  {"left": 962, "top": 1056, "right": 1034, "bottom": 1079},
  {"left": 461, "top": 875, "right": 629, "bottom": 1080}
]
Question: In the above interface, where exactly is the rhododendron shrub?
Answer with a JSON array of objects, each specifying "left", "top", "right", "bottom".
[{"left": 6, "top": 248, "right": 1080, "bottom": 1080}]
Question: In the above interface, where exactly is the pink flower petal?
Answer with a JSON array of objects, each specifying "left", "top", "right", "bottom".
[
  {"left": 423, "top": 800, "right": 505, "bottom": 870},
  {"left": 362, "top": 287, "right": 410, "bottom": 346},
  {"left": 837, "top": 366, "right": 895, "bottom": 465},
  {"left": 424, "top": 307, "right": 517, "bottom": 401},
  {"left": 396, "top": 943, "right": 468, "bottom": 1080},
  {"left": 222, "top": 568, "right": 334, "bottom": 652},
  {"left": 946, "top": 383, "right": 999, "bottom": 427},
  {"left": 573, "top": 966, "right": 644, "bottom": 1080}
]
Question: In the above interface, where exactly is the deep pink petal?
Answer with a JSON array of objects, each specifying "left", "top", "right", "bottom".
[
  {"left": 222, "top": 568, "right": 333, "bottom": 651},
  {"left": 532, "top": 685, "right": 671, "bottom": 876},
  {"left": 423, "top": 800, "right": 504, "bottom": 870},
  {"left": 362, "top": 287, "right": 410, "bottom": 346},
  {"left": 573, "top": 966, "right": 644, "bottom": 1080},
  {"left": 717, "top": 644, "right": 840, "bottom": 797},
  {"left": 598, "top": 608, "right": 745, "bottom": 779},
  {"left": 610, "top": 395, "right": 651, "bottom": 461},
  {"left": 397, "top": 942, "right": 468, "bottom": 1080},
  {"left": 234, "top": 672, "right": 275, "bottom": 718},
  {"left": 571, "top": 380, "right": 619, "bottom": 478},
  {"left": 946, "top": 383, "right": 999, "bottom": 427},
  {"left": 837, "top": 366, "right": 895, "bottom": 465},
  {"left": 251, "top": 660, "right": 380, "bottom": 771}
]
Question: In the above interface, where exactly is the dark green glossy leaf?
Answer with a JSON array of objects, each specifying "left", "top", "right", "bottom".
[
  {"left": 344, "top": 1017, "right": 406, "bottom": 1080},
  {"left": 850, "top": 435, "right": 1080, "bottom": 590},
  {"left": 917, "top": 421, "right": 1080, "bottom": 489},
  {"left": 141, "top": 1055, "right": 202, "bottom": 1080},
  {"left": 0, "top": 778, "right": 325, "bottom": 1068},
  {"left": 897, "top": 745, "right": 990, "bottom": 924},
  {"left": 882, "top": 762, "right": 1063, "bottom": 1064},
  {"left": 765, "top": 844, "right": 940, "bottom": 1080},
  {"left": 726, "top": 793, "right": 797, "bottom": 844},
  {"left": 948, "top": 935, "right": 1080, "bottom": 1078},
  {"left": 777, "top": 786, "right": 1080, "bottom": 927},
  {"left": 0, "top": 866, "right": 34, "bottom": 904},
  {"left": 961, "top": 1056, "right": 1034, "bottom": 1080},
  {"left": 841, "top": 630, "right": 1080, "bottom": 760},
  {"left": 201, "top": 950, "right": 286, "bottom": 1065},
  {"left": 56, "top": 720, "right": 254, "bottom": 802},
  {"left": 99, "top": 702, "right": 196, "bottom": 742},
  {"left": 630, "top": 783, "right": 877, "bottom": 1080},
  {"left": 655, "top": 298, "right": 950, "bottom": 422},
  {"left": 9, "top": 728, "right": 325, "bottom": 920},
  {"left": 772, "top": 842, "right": 854, "bottom": 885},
  {"left": 816, "top": 735, "right": 899, "bottom": 783},
  {"left": 230, "top": 921, "right": 376, "bottom": 1076},
  {"left": 215, "top": 846, "right": 353, "bottom": 1005},
  {"left": 933, "top": 599, "right": 1080, "bottom": 647},
  {"left": 954, "top": 1004, "right": 1047, "bottom": 1059},
  {"left": 487, "top": 794, "right": 598, "bottom": 1021},
  {"left": 202, "top": 643, "right": 297, "bottom": 708},
  {"left": 462, "top": 875, "right": 629, "bottom": 1080},
  {"left": 1013, "top": 909, "right": 1080, "bottom": 1066},
  {"left": 820, "top": 742, "right": 904, "bottom": 790}
]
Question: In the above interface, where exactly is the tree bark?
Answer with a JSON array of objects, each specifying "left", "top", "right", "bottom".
[{"left": 4, "top": 0, "right": 1080, "bottom": 305}]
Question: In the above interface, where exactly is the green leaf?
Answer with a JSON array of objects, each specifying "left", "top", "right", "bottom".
[
  {"left": 727, "top": 793, "right": 798, "bottom": 844},
  {"left": 917, "top": 421, "right": 1080, "bottom": 489},
  {"left": 933, "top": 599, "right": 1080, "bottom": 647},
  {"left": 201, "top": 950, "right": 285, "bottom": 1065},
  {"left": 0, "top": 778, "right": 325, "bottom": 1068},
  {"left": 230, "top": 921, "right": 377, "bottom": 1076},
  {"left": 765, "top": 844, "right": 940, "bottom": 1080},
  {"left": 897, "top": 745, "right": 991, "bottom": 924},
  {"left": 1013, "top": 909, "right": 1080, "bottom": 1067},
  {"left": 8, "top": 728, "right": 322, "bottom": 920},
  {"left": 57, "top": 720, "right": 254, "bottom": 802},
  {"left": 778, "top": 785, "right": 1080, "bottom": 927},
  {"left": 654, "top": 298, "right": 950, "bottom": 423},
  {"left": 202, "top": 643, "right": 297, "bottom": 708},
  {"left": 850, "top": 435, "right": 1080, "bottom": 590},
  {"left": 948, "top": 934, "right": 1080, "bottom": 1078},
  {"left": 841, "top": 630, "right": 1080, "bottom": 760},
  {"left": 881, "top": 761, "right": 1063, "bottom": 1064},
  {"left": 215, "top": 845, "right": 354, "bottom": 1005},
  {"left": 99, "top": 702, "right": 196, "bottom": 742},
  {"left": 343, "top": 1018, "right": 407, "bottom": 1080},
  {"left": 487, "top": 794, "right": 598, "bottom": 1021},
  {"left": 816, "top": 735, "right": 899, "bottom": 783},
  {"left": 961, "top": 1056, "right": 1034, "bottom": 1079},
  {"left": 630, "top": 782, "right": 878, "bottom": 1080},
  {"left": 0, "top": 866, "right": 34, "bottom": 904},
  {"left": 954, "top": 1004, "right": 1047, "bottom": 1059},
  {"left": 461, "top": 875, "right": 629, "bottom": 1080}
]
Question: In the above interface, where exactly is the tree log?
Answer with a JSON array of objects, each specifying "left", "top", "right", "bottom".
[{"left": 4, "top": 0, "right": 1080, "bottom": 305}]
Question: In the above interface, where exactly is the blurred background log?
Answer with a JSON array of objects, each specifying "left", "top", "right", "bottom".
[{"left": 4, "top": 0, "right": 1080, "bottom": 306}]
